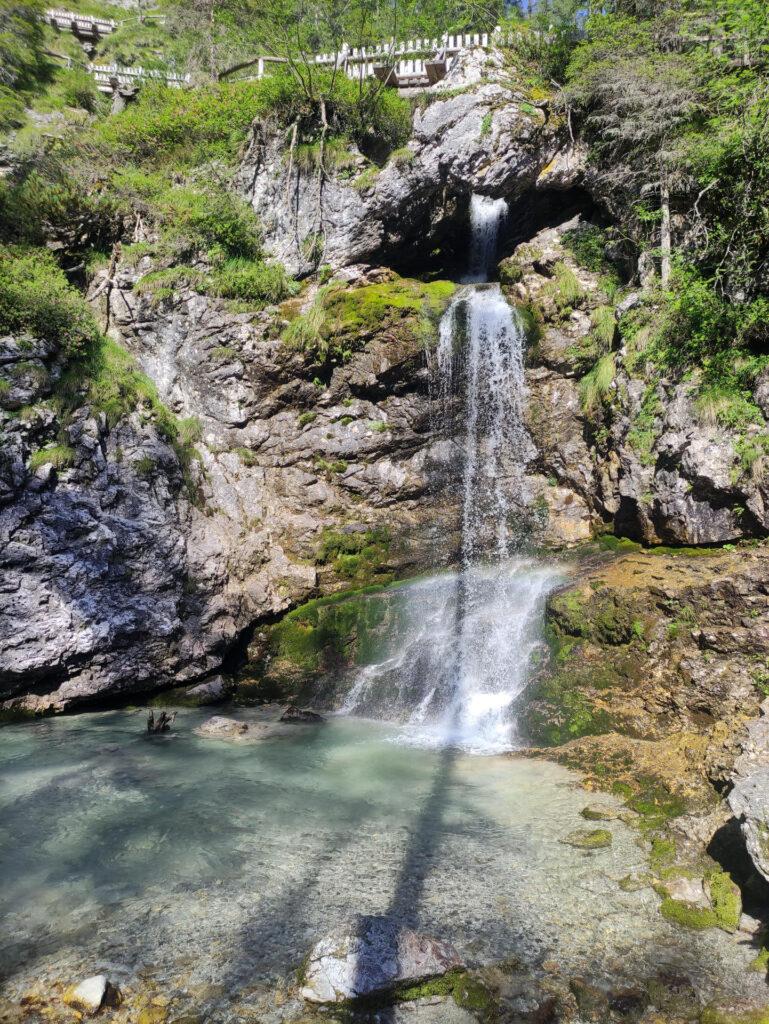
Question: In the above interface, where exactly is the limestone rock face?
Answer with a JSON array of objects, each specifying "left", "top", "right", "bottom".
[
  {"left": 300, "top": 917, "right": 463, "bottom": 1003},
  {"left": 239, "top": 51, "right": 575, "bottom": 276}
]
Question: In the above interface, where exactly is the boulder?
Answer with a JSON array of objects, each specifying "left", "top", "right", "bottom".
[
  {"left": 728, "top": 699, "right": 769, "bottom": 884},
  {"left": 63, "top": 975, "right": 120, "bottom": 1015},
  {"left": 184, "top": 674, "right": 232, "bottom": 706},
  {"left": 280, "top": 705, "right": 326, "bottom": 724},
  {"left": 299, "top": 916, "right": 463, "bottom": 1003},
  {"left": 729, "top": 768, "right": 769, "bottom": 884},
  {"left": 560, "top": 829, "right": 612, "bottom": 849}
]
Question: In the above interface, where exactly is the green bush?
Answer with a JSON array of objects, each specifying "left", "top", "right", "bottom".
[{"left": 0, "top": 245, "right": 100, "bottom": 356}]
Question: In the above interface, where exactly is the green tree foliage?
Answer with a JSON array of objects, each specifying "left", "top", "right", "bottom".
[
  {"left": 564, "top": 0, "right": 769, "bottom": 371},
  {"left": 0, "top": 0, "right": 50, "bottom": 129}
]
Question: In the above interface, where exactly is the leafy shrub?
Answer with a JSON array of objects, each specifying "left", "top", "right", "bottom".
[
  {"left": 0, "top": 245, "right": 100, "bottom": 356},
  {"left": 562, "top": 224, "right": 610, "bottom": 274}
]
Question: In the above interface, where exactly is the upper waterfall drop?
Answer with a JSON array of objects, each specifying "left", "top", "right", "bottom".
[
  {"left": 339, "top": 193, "right": 561, "bottom": 753},
  {"left": 463, "top": 194, "right": 510, "bottom": 284}
]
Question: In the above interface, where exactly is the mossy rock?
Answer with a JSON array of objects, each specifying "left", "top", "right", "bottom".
[
  {"left": 257, "top": 580, "right": 411, "bottom": 693},
  {"left": 701, "top": 1010, "right": 769, "bottom": 1024},
  {"left": 561, "top": 828, "right": 612, "bottom": 849}
]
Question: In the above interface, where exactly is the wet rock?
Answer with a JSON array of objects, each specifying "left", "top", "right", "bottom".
[
  {"left": 580, "top": 805, "right": 621, "bottom": 821},
  {"left": 194, "top": 716, "right": 249, "bottom": 740},
  {"left": 194, "top": 715, "right": 291, "bottom": 742},
  {"left": 184, "top": 675, "right": 232, "bottom": 706},
  {"left": 560, "top": 829, "right": 612, "bottom": 849},
  {"left": 280, "top": 705, "right": 325, "bottom": 724},
  {"left": 299, "top": 916, "right": 463, "bottom": 1003},
  {"left": 378, "top": 998, "right": 479, "bottom": 1024},
  {"left": 63, "top": 975, "right": 120, "bottom": 1015}
]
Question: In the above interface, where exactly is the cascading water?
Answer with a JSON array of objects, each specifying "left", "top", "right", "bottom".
[{"left": 341, "top": 194, "right": 562, "bottom": 752}]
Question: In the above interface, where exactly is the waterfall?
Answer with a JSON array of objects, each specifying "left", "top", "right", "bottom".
[{"left": 340, "top": 194, "right": 561, "bottom": 753}]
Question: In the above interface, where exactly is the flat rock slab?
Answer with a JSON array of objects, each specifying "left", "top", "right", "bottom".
[
  {"left": 193, "top": 716, "right": 292, "bottom": 742},
  {"left": 300, "top": 916, "right": 463, "bottom": 1003}
]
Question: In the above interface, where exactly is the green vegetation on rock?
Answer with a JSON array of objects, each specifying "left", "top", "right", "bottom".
[{"left": 284, "top": 276, "right": 454, "bottom": 366}]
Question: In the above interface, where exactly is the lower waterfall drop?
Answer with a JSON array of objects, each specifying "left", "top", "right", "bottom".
[{"left": 341, "top": 194, "right": 562, "bottom": 752}]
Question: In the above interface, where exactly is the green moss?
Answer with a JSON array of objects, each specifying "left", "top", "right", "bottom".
[
  {"left": 317, "top": 526, "right": 391, "bottom": 582},
  {"left": 298, "top": 411, "right": 317, "bottom": 427},
  {"left": 562, "top": 828, "right": 613, "bottom": 849},
  {"left": 749, "top": 943, "right": 769, "bottom": 973},
  {"left": 267, "top": 580, "right": 404, "bottom": 680},
  {"left": 628, "top": 779, "right": 687, "bottom": 828},
  {"left": 707, "top": 869, "right": 741, "bottom": 931},
  {"left": 700, "top": 1009, "right": 769, "bottom": 1024},
  {"left": 649, "top": 835, "right": 677, "bottom": 869},
  {"left": 659, "top": 897, "right": 718, "bottom": 930},
  {"left": 380, "top": 969, "right": 496, "bottom": 1019}
]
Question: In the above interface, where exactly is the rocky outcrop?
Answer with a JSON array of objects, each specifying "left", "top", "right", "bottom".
[
  {"left": 521, "top": 545, "right": 769, "bottom": 763},
  {"left": 239, "top": 50, "right": 578, "bottom": 277}
]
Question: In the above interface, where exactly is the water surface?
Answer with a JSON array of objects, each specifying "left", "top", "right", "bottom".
[{"left": 0, "top": 710, "right": 758, "bottom": 1018}]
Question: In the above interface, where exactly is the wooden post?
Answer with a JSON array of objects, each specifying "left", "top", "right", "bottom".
[{"left": 660, "top": 169, "right": 671, "bottom": 287}]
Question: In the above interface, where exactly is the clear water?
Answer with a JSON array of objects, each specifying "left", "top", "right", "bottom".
[{"left": 0, "top": 710, "right": 756, "bottom": 1017}]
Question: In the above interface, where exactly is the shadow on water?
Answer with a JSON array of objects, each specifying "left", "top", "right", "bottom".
[{"left": 346, "top": 567, "right": 469, "bottom": 1022}]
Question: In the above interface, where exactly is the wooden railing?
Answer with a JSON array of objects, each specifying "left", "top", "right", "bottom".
[
  {"left": 88, "top": 63, "right": 190, "bottom": 92},
  {"left": 46, "top": 8, "right": 116, "bottom": 38}
]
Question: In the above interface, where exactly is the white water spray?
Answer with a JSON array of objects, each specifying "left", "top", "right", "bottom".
[{"left": 341, "top": 194, "right": 561, "bottom": 752}]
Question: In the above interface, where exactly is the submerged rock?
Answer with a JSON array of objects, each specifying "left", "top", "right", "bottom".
[
  {"left": 561, "top": 829, "right": 613, "bottom": 850},
  {"left": 194, "top": 716, "right": 249, "bottom": 740},
  {"left": 63, "top": 975, "right": 120, "bottom": 1015},
  {"left": 299, "top": 916, "right": 463, "bottom": 1003},
  {"left": 280, "top": 705, "right": 325, "bottom": 724},
  {"left": 193, "top": 715, "right": 291, "bottom": 742}
]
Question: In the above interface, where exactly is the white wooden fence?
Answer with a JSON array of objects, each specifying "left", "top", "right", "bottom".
[
  {"left": 88, "top": 63, "right": 190, "bottom": 93},
  {"left": 46, "top": 8, "right": 116, "bottom": 39}
]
